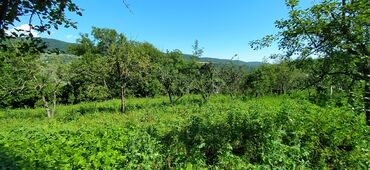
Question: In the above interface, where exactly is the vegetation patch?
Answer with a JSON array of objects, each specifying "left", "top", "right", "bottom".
[{"left": 0, "top": 96, "right": 368, "bottom": 169}]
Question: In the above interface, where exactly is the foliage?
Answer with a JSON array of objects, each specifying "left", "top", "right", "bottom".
[
  {"left": 191, "top": 40, "right": 204, "bottom": 59},
  {"left": 0, "top": 0, "right": 369, "bottom": 168},
  {"left": 189, "top": 40, "right": 221, "bottom": 102},
  {"left": 0, "top": 125, "right": 163, "bottom": 169},
  {"left": 0, "top": 39, "right": 42, "bottom": 108},
  {"left": 157, "top": 50, "right": 190, "bottom": 105},
  {"left": 67, "top": 27, "right": 153, "bottom": 112},
  {"left": 218, "top": 62, "right": 246, "bottom": 96},
  {"left": 34, "top": 55, "right": 69, "bottom": 117},
  {"left": 0, "top": 95, "right": 368, "bottom": 168},
  {"left": 251, "top": 0, "right": 370, "bottom": 125},
  {"left": 193, "top": 63, "right": 221, "bottom": 102},
  {"left": 0, "top": 0, "right": 82, "bottom": 38},
  {"left": 244, "top": 60, "right": 307, "bottom": 97}
]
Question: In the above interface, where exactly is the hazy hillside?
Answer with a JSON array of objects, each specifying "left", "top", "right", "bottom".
[
  {"left": 183, "top": 54, "right": 262, "bottom": 71},
  {"left": 41, "top": 38, "right": 75, "bottom": 52}
]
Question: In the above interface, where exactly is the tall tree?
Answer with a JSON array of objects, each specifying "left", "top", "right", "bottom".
[
  {"left": 218, "top": 59, "right": 247, "bottom": 96},
  {"left": 157, "top": 50, "right": 189, "bottom": 105},
  {"left": 190, "top": 40, "right": 219, "bottom": 102},
  {"left": 251, "top": 0, "right": 370, "bottom": 125},
  {"left": 67, "top": 35, "right": 111, "bottom": 103},
  {"left": 91, "top": 27, "right": 149, "bottom": 113},
  {"left": 195, "top": 62, "right": 219, "bottom": 102},
  {"left": 192, "top": 40, "right": 204, "bottom": 59},
  {"left": 34, "top": 55, "right": 68, "bottom": 118}
]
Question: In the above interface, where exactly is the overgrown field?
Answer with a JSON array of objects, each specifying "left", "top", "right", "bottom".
[{"left": 0, "top": 95, "right": 369, "bottom": 169}]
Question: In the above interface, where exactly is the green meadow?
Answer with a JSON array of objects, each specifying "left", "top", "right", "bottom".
[{"left": 1, "top": 95, "right": 368, "bottom": 169}]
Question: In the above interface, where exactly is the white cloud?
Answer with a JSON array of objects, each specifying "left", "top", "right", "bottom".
[
  {"left": 66, "top": 34, "right": 78, "bottom": 40},
  {"left": 5, "top": 24, "right": 39, "bottom": 37}
]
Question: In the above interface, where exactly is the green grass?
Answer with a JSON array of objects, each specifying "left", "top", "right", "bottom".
[{"left": 0, "top": 95, "right": 369, "bottom": 169}]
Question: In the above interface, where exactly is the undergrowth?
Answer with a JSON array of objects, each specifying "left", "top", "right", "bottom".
[{"left": 0, "top": 95, "right": 369, "bottom": 169}]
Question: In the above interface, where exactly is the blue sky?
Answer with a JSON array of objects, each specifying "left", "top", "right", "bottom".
[{"left": 18, "top": 0, "right": 313, "bottom": 62}]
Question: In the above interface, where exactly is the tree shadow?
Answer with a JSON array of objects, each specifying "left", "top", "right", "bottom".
[{"left": 0, "top": 144, "right": 47, "bottom": 169}]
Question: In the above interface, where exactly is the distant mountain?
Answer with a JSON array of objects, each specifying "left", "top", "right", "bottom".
[
  {"left": 183, "top": 54, "right": 262, "bottom": 71},
  {"left": 40, "top": 38, "right": 263, "bottom": 70},
  {"left": 41, "top": 38, "right": 74, "bottom": 52}
]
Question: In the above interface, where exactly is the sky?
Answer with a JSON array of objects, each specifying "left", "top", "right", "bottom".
[{"left": 13, "top": 0, "right": 314, "bottom": 62}]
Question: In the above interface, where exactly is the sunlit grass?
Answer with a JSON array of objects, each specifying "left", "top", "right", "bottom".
[{"left": 0, "top": 95, "right": 368, "bottom": 169}]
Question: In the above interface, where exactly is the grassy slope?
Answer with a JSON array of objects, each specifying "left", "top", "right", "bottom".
[{"left": 0, "top": 95, "right": 368, "bottom": 169}]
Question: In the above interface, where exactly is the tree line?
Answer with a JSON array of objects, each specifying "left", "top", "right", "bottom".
[
  {"left": 1, "top": 27, "right": 316, "bottom": 116},
  {"left": 2, "top": 27, "right": 359, "bottom": 118}
]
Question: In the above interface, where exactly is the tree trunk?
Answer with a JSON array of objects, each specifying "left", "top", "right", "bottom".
[
  {"left": 364, "top": 80, "right": 370, "bottom": 126},
  {"left": 41, "top": 93, "right": 52, "bottom": 118},
  {"left": 51, "top": 90, "right": 57, "bottom": 118},
  {"left": 330, "top": 85, "right": 333, "bottom": 96},
  {"left": 120, "top": 84, "right": 126, "bottom": 113},
  {"left": 168, "top": 91, "right": 173, "bottom": 105},
  {"left": 363, "top": 60, "right": 370, "bottom": 126},
  {"left": 164, "top": 84, "right": 173, "bottom": 105}
]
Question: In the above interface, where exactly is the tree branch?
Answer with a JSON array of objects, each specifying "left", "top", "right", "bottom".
[{"left": 122, "top": 0, "right": 133, "bottom": 14}]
